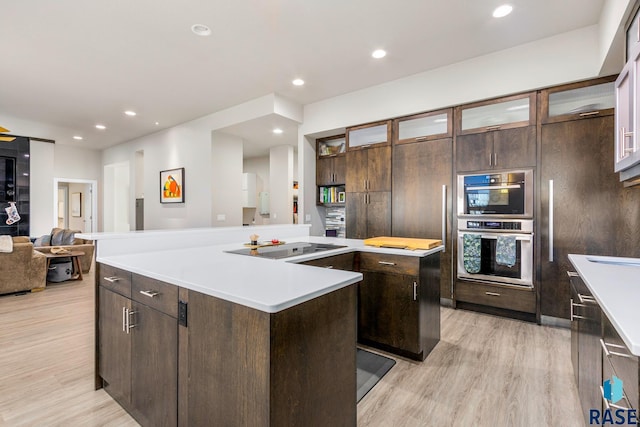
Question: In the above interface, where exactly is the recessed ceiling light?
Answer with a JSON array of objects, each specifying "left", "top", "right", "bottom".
[
  {"left": 191, "top": 24, "right": 211, "bottom": 36},
  {"left": 372, "top": 49, "right": 387, "bottom": 59},
  {"left": 493, "top": 4, "right": 513, "bottom": 18},
  {"left": 95, "top": 124, "right": 106, "bottom": 130},
  {"left": 73, "top": 136, "right": 83, "bottom": 140},
  {"left": 273, "top": 128, "right": 283, "bottom": 134},
  {"left": 292, "top": 78, "right": 305, "bottom": 86},
  {"left": 124, "top": 111, "right": 137, "bottom": 117},
  {"left": 155, "top": 122, "right": 160, "bottom": 126}
]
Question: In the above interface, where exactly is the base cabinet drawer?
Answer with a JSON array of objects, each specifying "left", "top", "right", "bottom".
[
  {"left": 98, "top": 264, "right": 132, "bottom": 297},
  {"left": 455, "top": 281, "right": 536, "bottom": 313},
  {"left": 359, "top": 252, "right": 419, "bottom": 276},
  {"left": 300, "top": 253, "right": 354, "bottom": 270}
]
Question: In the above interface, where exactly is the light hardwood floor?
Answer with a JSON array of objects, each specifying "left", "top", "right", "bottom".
[{"left": 0, "top": 272, "right": 584, "bottom": 426}]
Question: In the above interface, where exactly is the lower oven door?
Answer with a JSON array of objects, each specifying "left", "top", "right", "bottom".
[{"left": 457, "top": 231, "right": 533, "bottom": 287}]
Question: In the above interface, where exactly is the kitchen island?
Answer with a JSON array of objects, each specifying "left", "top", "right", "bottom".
[{"left": 81, "top": 225, "right": 443, "bottom": 426}]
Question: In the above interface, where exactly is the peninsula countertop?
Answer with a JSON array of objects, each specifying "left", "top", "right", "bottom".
[
  {"left": 568, "top": 254, "right": 640, "bottom": 356},
  {"left": 95, "top": 234, "right": 444, "bottom": 314}
]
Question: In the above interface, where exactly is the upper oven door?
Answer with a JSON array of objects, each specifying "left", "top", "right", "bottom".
[{"left": 457, "top": 170, "right": 533, "bottom": 217}]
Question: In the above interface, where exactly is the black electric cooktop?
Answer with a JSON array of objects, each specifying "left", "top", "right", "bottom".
[{"left": 225, "top": 242, "right": 347, "bottom": 259}]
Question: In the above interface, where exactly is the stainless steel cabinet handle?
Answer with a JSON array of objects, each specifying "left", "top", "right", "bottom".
[
  {"left": 579, "top": 111, "right": 600, "bottom": 117},
  {"left": 570, "top": 298, "right": 587, "bottom": 321},
  {"left": 578, "top": 293, "right": 596, "bottom": 304},
  {"left": 126, "top": 309, "right": 136, "bottom": 333},
  {"left": 493, "top": 153, "right": 497, "bottom": 166},
  {"left": 567, "top": 271, "right": 579, "bottom": 278},
  {"left": 415, "top": 136, "right": 428, "bottom": 142},
  {"left": 324, "top": 266, "right": 334, "bottom": 269},
  {"left": 489, "top": 153, "right": 493, "bottom": 167},
  {"left": 485, "top": 291, "right": 501, "bottom": 297},
  {"left": 139, "top": 290, "right": 159, "bottom": 298},
  {"left": 122, "top": 306, "right": 126, "bottom": 332},
  {"left": 486, "top": 125, "right": 501, "bottom": 131},
  {"left": 413, "top": 282, "right": 417, "bottom": 301},
  {"left": 441, "top": 184, "right": 447, "bottom": 249},
  {"left": 600, "top": 386, "right": 631, "bottom": 411},
  {"left": 600, "top": 338, "right": 633, "bottom": 359},
  {"left": 548, "top": 179, "right": 554, "bottom": 262},
  {"left": 378, "top": 261, "right": 396, "bottom": 266},
  {"left": 104, "top": 276, "right": 121, "bottom": 283}
]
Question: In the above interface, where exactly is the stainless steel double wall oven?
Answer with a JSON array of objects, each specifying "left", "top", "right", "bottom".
[{"left": 457, "top": 169, "right": 534, "bottom": 287}]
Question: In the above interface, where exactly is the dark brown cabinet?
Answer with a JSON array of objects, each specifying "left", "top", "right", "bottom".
[
  {"left": 392, "top": 135, "right": 452, "bottom": 299},
  {"left": 357, "top": 252, "right": 440, "bottom": 361},
  {"left": 569, "top": 272, "right": 602, "bottom": 424},
  {"left": 99, "top": 286, "right": 132, "bottom": 407},
  {"left": 300, "top": 252, "right": 354, "bottom": 270},
  {"left": 96, "top": 264, "right": 178, "bottom": 427},
  {"left": 346, "top": 146, "right": 391, "bottom": 193},
  {"left": 345, "top": 191, "right": 390, "bottom": 239},
  {"left": 455, "top": 126, "right": 536, "bottom": 172},
  {"left": 316, "top": 155, "right": 346, "bottom": 186},
  {"left": 602, "top": 314, "right": 639, "bottom": 412},
  {"left": 539, "top": 115, "right": 618, "bottom": 319},
  {"left": 345, "top": 146, "right": 391, "bottom": 239}
]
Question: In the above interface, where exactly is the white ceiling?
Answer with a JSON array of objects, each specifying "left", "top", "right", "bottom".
[{"left": 0, "top": 0, "right": 606, "bottom": 155}]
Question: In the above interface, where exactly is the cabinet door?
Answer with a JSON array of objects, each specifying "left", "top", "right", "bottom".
[
  {"left": 131, "top": 302, "right": 178, "bottom": 427},
  {"left": 455, "top": 132, "right": 492, "bottom": 172},
  {"left": 492, "top": 126, "right": 536, "bottom": 169},
  {"left": 539, "top": 116, "right": 618, "bottom": 318},
  {"left": 98, "top": 286, "right": 132, "bottom": 407},
  {"left": 332, "top": 155, "right": 347, "bottom": 185},
  {"left": 615, "top": 58, "right": 636, "bottom": 172},
  {"left": 316, "top": 157, "right": 335, "bottom": 186},
  {"left": 392, "top": 138, "right": 453, "bottom": 298},
  {"left": 345, "top": 192, "right": 367, "bottom": 239},
  {"left": 367, "top": 146, "right": 391, "bottom": 192},
  {"left": 367, "top": 191, "right": 391, "bottom": 238},
  {"left": 346, "top": 150, "right": 367, "bottom": 192},
  {"left": 358, "top": 272, "right": 420, "bottom": 354}
]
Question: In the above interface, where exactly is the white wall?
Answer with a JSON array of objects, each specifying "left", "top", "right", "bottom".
[
  {"left": 211, "top": 132, "right": 243, "bottom": 227},
  {"left": 67, "top": 182, "right": 90, "bottom": 231},
  {"left": 269, "top": 145, "right": 293, "bottom": 224},
  {"left": 243, "top": 156, "right": 269, "bottom": 225}
]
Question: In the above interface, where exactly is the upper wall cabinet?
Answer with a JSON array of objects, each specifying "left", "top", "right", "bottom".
[
  {"left": 455, "top": 93, "right": 536, "bottom": 136},
  {"left": 346, "top": 120, "right": 391, "bottom": 150},
  {"left": 540, "top": 77, "right": 615, "bottom": 125},
  {"left": 615, "top": 35, "right": 640, "bottom": 176},
  {"left": 393, "top": 109, "right": 452, "bottom": 145},
  {"left": 626, "top": 4, "right": 640, "bottom": 61}
]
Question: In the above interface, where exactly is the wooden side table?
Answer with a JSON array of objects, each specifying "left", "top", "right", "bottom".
[{"left": 41, "top": 251, "right": 85, "bottom": 281}]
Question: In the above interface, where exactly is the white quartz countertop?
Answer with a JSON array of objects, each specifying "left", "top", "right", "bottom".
[
  {"left": 569, "top": 254, "right": 640, "bottom": 356},
  {"left": 97, "top": 235, "right": 444, "bottom": 313}
]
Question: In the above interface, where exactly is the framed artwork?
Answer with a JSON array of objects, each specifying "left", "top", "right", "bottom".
[
  {"left": 160, "top": 167, "right": 185, "bottom": 203},
  {"left": 71, "top": 192, "right": 82, "bottom": 217}
]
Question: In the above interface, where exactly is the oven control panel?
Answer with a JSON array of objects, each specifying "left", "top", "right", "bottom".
[{"left": 465, "top": 220, "right": 521, "bottom": 230}]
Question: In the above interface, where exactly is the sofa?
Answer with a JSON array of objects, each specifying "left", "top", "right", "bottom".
[
  {"left": 0, "top": 236, "right": 47, "bottom": 295},
  {"left": 33, "top": 228, "right": 94, "bottom": 274}
]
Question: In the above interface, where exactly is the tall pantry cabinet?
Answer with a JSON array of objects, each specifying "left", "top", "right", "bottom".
[
  {"left": 391, "top": 109, "right": 453, "bottom": 299},
  {"left": 538, "top": 77, "right": 640, "bottom": 319},
  {"left": 345, "top": 121, "right": 392, "bottom": 239}
]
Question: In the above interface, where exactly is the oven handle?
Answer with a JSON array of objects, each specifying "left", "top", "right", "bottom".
[
  {"left": 458, "top": 233, "right": 532, "bottom": 242},
  {"left": 465, "top": 184, "right": 522, "bottom": 191}
]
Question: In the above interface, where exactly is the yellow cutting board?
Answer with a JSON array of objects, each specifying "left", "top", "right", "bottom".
[{"left": 364, "top": 236, "right": 442, "bottom": 250}]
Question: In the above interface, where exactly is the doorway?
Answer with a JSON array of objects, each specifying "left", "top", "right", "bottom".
[{"left": 53, "top": 178, "right": 98, "bottom": 233}]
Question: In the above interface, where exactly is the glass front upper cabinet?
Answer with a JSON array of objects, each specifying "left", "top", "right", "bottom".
[
  {"left": 394, "top": 109, "right": 452, "bottom": 145},
  {"left": 456, "top": 93, "right": 535, "bottom": 135},
  {"left": 346, "top": 120, "right": 391, "bottom": 150},
  {"left": 541, "top": 78, "right": 616, "bottom": 124}
]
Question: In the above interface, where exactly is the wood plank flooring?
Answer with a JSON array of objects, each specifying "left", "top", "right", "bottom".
[{"left": 0, "top": 271, "right": 584, "bottom": 426}]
